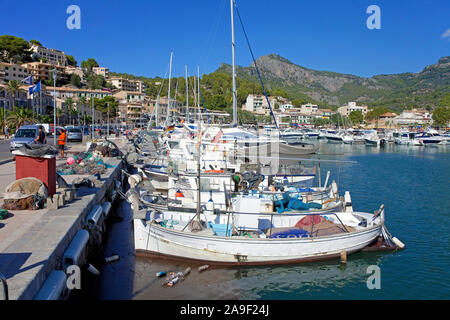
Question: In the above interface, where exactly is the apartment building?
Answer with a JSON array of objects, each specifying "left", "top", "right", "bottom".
[
  {"left": 22, "top": 62, "right": 68, "bottom": 82},
  {"left": 0, "top": 62, "right": 31, "bottom": 83},
  {"left": 30, "top": 44, "right": 67, "bottom": 66},
  {"left": 300, "top": 103, "right": 319, "bottom": 115},
  {"left": 44, "top": 86, "right": 113, "bottom": 101},
  {"left": 92, "top": 67, "right": 109, "bottom": 79},
  {"left": 65, "top": 66, "right": 84, "bottom": 79},
  {"left": 107, "top": 77, "right": 143, "bottom": 93},
  {"left": 0, "top": 84, "right": 29, "bottom": 111},
  {"left": 393, "top": 109, "right": 432, "bottom": 126},
  {"left": 243, "top": 94, "right": 278, "bottom": 115},
  {"left": 337, "top": 102, "right": 368, "bottom": 117}
]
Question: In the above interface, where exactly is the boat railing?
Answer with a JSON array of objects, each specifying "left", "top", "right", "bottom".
[
  {"left": 219, "top": 210, "right": 351, "bottom": 239},
  {"left": 167, "top": 186, "right": 330, "bottom": 198}
]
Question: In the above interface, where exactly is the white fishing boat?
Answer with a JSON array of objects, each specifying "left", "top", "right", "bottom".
[{"left": 134, "top": 204, "right": 387, "bottom": 265}]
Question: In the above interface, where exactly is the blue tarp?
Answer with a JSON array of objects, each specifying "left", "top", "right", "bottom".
[{"left": 269, "top": 228, "right": 309, "bottom": 239}]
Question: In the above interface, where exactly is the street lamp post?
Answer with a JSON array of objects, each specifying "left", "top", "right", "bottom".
[
  {"left": 91, "top": 97, "right": 95, "bottom": 139},
  {"left": 107, "top": 102, "right": 110, "bottom": 139},
  {"left": 52, "top": 69, "right": 57, "bottom": 145}
]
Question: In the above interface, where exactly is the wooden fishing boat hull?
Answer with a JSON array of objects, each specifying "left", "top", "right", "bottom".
[{"left": 134, "top": 218, "right": 382, "bottom": 265}]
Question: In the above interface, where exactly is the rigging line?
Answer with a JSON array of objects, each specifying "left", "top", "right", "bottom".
[
  {"left": 233, "top": 0, "right": 278, "bottom": 129},
  {"left": 202, "top": 0, "right": 227, "bottom": 67},
  {"left": 158, "top": 60, "right": 170, "bottom": 97},
  {"left": 189, "top": 76, "right": 198, "bottom": 108}
]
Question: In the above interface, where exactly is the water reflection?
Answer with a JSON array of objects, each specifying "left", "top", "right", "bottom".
[
  {"left": 89, "top": 138, "right": 449, "bottom": 300},
  {"left": 130, "top": 251, "right": 388, "bottom": 300}
]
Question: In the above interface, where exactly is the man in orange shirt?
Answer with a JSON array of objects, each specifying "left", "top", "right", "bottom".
[{"left": 58, "top": 129, "right": 66, "bottom": 158}]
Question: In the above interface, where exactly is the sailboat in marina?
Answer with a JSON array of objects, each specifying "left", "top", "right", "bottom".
[{"left": 132, "top": 0, "right": 403, "bottom": 265}]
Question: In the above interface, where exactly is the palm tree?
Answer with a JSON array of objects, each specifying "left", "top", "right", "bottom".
[
  {"left": 0, "top": 107, "right": 6, "bottom": 134},
  {"left": 65, "top": 98, "right": 74, "bottom": 125},
  {"left": 6, "top": 80, "right": 21, "bottom": 110},
  {"left": 69, "top": 108, "right": 79, "bottom": 126},
  {"left": 6, "top": 106, "right": 37, "bottom": 130}
]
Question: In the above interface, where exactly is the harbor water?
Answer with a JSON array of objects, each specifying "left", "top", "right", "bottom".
[{"left": 85, "top": 141, "right": 450, "bottom": 300}]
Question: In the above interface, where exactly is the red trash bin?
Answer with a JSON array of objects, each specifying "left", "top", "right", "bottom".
[{"left": 13, "top": 151, "right": 57, "bottom": 196}]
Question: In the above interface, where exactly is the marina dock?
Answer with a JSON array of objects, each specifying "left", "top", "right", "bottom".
[{"left": 0, "top": 139, "right": 127, "bottom": 300}]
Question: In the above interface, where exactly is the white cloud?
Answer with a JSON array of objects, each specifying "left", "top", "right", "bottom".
[{"left": 442, "top": 29, "right": 450, "bottom": 39}]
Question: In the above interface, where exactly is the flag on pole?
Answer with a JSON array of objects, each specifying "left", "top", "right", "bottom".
[
  {"left": 21, "top": 75, "right": 33, "bottom": 85},
  {"left": 29, "top": 81, "right": 41, "bottom": 96}
]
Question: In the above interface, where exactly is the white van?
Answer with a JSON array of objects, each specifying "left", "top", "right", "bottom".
[{"left": 36, "top": 123, "right": 51, "bottom": 135}]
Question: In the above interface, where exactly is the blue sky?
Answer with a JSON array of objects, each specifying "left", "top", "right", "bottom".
[{"left": 1, "top": 0, "right": 449, "bottom": 78}]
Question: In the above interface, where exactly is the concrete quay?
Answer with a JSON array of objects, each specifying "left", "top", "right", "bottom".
[{"left": 0, "top": 138, "right": 128, "bottom": 300}]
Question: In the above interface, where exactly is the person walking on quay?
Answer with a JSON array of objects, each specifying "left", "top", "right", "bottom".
[
  {"left": 34, "top": 125, "right": 46, "bottom": 144},
  {"left": 58, "top": 128, "right": 67, "bottom": 158}
]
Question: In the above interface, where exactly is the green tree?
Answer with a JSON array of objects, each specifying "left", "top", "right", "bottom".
[
  {"left": 86, "top": 74, "right": 105, "bottom": 90},
  {"left": 292, "top": 98, "right": 308, "bottom": 107},
  {"left": 81, "top": 58, "right": 99, "bottom": 76},
  {"left": 439, "top": 93, "right": 450, "bottom": 107},
  {"left": 6, "top": 106, "right": 36, "bottom": 130},
  {"left": 29, "top": 39, "right": 42, "bottom": 47},
  {"left": 0, "top": 107, "right": 7, "bottom": 134},
  {"left": 208, "top": 94, "right": 227, "bottom": 110},
  {"left": 5, "top": 80, "right": 21, "bottom": 110},
  {"left": 432, "top": 107, "right": 450, "bottom": 127},
  {"left": 39, "top": 114, "right": 52, "bottom": 123},
  {"left": 69, "top": 74, "right": 82, "bottom": 88},
  {"left": 93, "top": 96, "right": 119, "bottom": 119},
  {"left": 0, "top": 35, "right": 32, "bottom": 63},
  {"left": 366, "top": 107, "right": 393, "bottom": 121},
  {"left": 66, "top": 55, "right": 77, "bottom": 67},
  {"left": 349, "top": 110, "right": 364, "bottom": 125}
]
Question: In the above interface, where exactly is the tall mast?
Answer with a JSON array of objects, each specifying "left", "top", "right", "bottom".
[
  {"left": 185, "top": 65, "right": 189, "bottom": 122},
  {"left": 167, "top": 51, "right": 173, "bottom": 125},
  {"left": 197, "top": 65, "right": 200, "bottom": 123},
  {"left": 174, "top": 80, "right": 178, "bottom": 116},
  {"left": 193, "top": 74, "right": 197, "bottom": 121},
  {"left": 155, "top": 95, "right": 159, "bottom": 127},
  {"left": 231, "top": 0, "right": 237, "bottom": 127}
]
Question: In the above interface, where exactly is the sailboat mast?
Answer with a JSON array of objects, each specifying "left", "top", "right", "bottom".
[
  {"left": 197, "top": 65, "right": 200, "bottom": 123},
  {"left": 167, "top": 51, "right": 173, "bottom": 124},
  {"left": 155, "top": 94, "right": 160, "bottom": 127},
  {"left": 174, "top": 80, "right": 178, "bottom": 116},
  {"left": 231, "top": 0, "right": 237, "bottom": 127},
  {"left": 185, "top": 65, "right": 189, "bottom": 123}
]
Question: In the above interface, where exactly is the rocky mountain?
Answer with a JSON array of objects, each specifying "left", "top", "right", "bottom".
[{"left": 216, "top": 54, "right": 450, "bottom": 109}]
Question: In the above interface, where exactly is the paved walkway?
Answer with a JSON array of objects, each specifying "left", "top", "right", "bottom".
[{"left": 0, "top": 137, "right": 127, "bottom": 299}]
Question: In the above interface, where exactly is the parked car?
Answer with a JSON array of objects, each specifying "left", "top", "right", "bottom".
[
  {"left": 9, "top": 125, "right": 41, "bottom": 152},
  {"left": 66, "top": 127, "right": 83, "bottom": 142}
]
